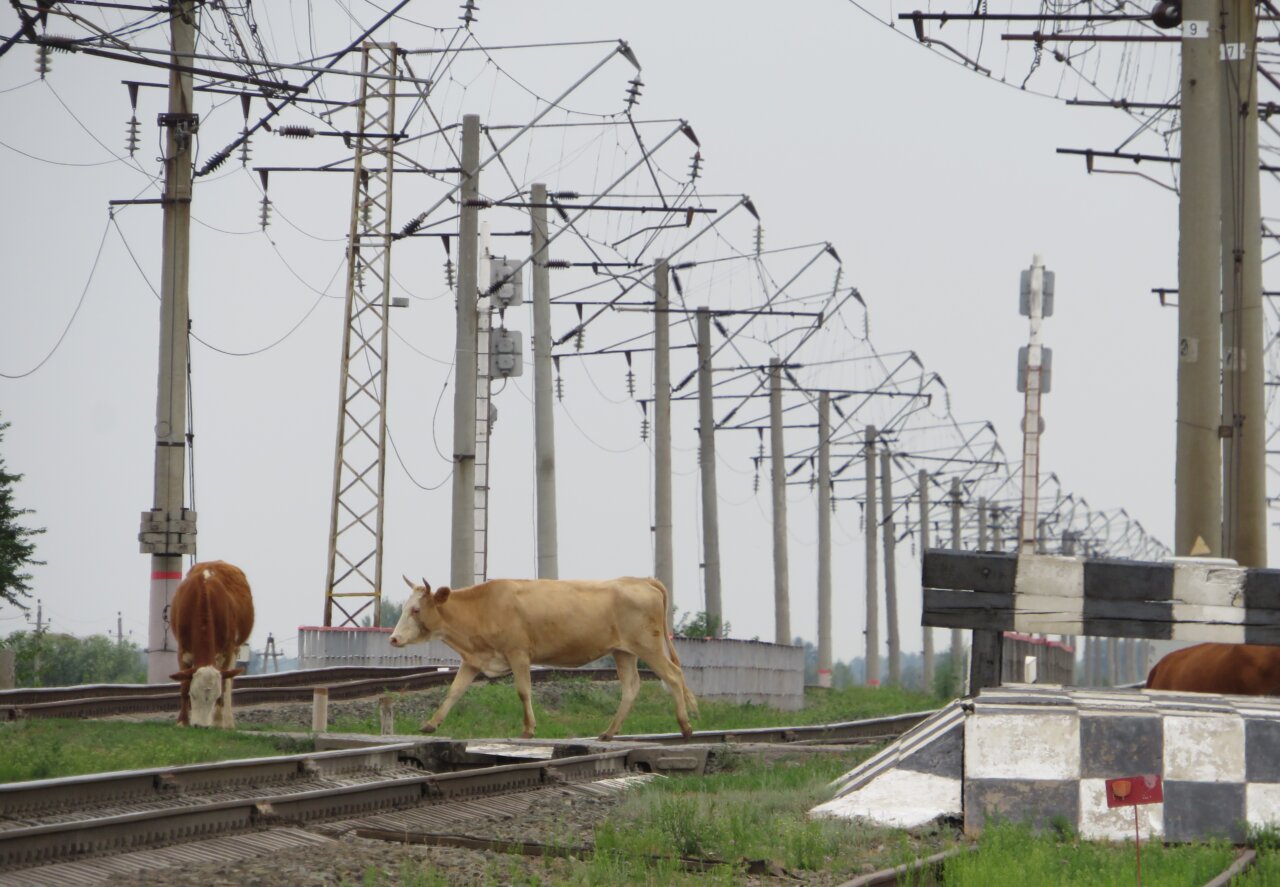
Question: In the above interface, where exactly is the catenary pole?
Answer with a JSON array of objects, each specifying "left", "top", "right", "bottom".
[
  {"left": 654, "top": 260, "right": 674, "bottom": 601},
  {"left": 696, "top": 309, "right": 723, "bottom": 630},
  {"left": 918, "top": 469, "right": 934, "bottom": 689},
  {"left": 769, "top": 359, "right": 791, "bottom": 645},
  {"left": 865, "top": 425, "right": 879, "bottom": 685},
  {"left": 141, "top": 0, "right": 197, "bottom": 682},
  {"left": 881, "top": 449, "right": 900, "bottom": 686},
  {"left": 1220, "top": 0, "right": 1267, "bottom": 566},
  {"left": 949, "top": 477, "right": 963, "bottom": 679},
  {"left": 530, "top": 183, "right": 558, "bottom": 579},
  {"left": 817, "top": 393, "right": 833, "bottom": 688},
  {"left": 1175, "top": 0, "right": 1223, "bottom": 557},
  {"left": 450, "top": 115, "right": 481, "bottom": 589}
]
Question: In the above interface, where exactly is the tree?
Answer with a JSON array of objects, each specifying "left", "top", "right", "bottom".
[
  {"left": 2, "top": 631, "right": 146, "bottom": 687},
  {"left": 0, "top": 418, "right": 44, "bottom": 613},
  {"left": 360, "top": 598, "right": 404, "bottom": 628},
  {"left": 674, "top": 610, "right": 730, "bottom": 638}
]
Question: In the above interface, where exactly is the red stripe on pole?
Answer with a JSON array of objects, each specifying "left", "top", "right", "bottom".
[{"left": 152, "top": 571, "right": 183, "bottom": 580}]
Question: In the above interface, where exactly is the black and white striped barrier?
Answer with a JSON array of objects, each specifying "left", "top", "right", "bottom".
[{"left": 923, "top": 550, "right": 1280, "bottom": 645}]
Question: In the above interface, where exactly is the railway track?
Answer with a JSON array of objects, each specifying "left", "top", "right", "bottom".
[
  {"left": 0, "top": 740, "right": 648, "bottom": 886},
  {"left": 0, "top": 665, "right": 627, "bottom": 721}
]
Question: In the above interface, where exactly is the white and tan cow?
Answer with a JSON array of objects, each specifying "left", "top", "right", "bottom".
[{"left": 389, "top": 576, "right": 698, "bottom": 740}]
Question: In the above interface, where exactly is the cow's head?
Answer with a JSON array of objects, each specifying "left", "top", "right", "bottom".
[
  {"left": 171, "top": 664, "right": 244, "bottom": 727},
  {"left": 389, "top": 576, "right": 451, "bottom": 647}
]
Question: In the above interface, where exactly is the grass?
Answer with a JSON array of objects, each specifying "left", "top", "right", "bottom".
[
  {"left": 318, "top": 677, "right": 942, "bottom": 739},
  {"left": 0, "top": 719, "right": 312, "bottom": 783},
  {"left": 939, "top": 820, "right": 1240, "bottom": 887}
]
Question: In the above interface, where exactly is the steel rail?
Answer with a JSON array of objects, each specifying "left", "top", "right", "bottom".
[
  {"left": 0, "top": 666, "right": 633, "bottom": 720},
  {"left": 0, "top": 748, "right": 632, "bottom": 872},
  {"left": 0, "top": 742, "right": 419, "bottom": 819},
  {"left": 613, "top": 709, "right": 937, "bottom": 745}
]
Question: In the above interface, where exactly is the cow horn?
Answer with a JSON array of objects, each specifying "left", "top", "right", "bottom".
[
  {"left": 170, "top": 668, "right": 195, "bottom": 682},
  {"left": 403, "top": 575, "right": 415, "bottom": 589}
]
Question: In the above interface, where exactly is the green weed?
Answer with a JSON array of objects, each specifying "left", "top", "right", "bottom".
[{"left": 0, "top": 719, "right": 310, "bottom": 783}]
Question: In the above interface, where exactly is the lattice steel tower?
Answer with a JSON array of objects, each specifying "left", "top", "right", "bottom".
[{"left": 324, "top": 42, "right": 399, "bottom": 627}]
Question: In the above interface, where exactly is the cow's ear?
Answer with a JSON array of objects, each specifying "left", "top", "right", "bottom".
[
  {"left": 220, "top": 667, "right": 245, "bottom": 680},
  {"left": 433, "top": 586, "right": 451, "bottom": 605},
  {"left": 170, "top": 668, "right": 195, "bottom": 682}
]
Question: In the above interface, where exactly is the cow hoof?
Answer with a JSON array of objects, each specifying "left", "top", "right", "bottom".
[
  {"left": 680, "top": 727, "right": 693, "bottom": 741},
  {"left": 597, "top": 732, "right": 615, "bottom": 742},
  {"left": 520, "top": 730, "right": 534, "bottom": 739},
  {"left": 420, "top": 723, "right": 438, "bottom": 734}
]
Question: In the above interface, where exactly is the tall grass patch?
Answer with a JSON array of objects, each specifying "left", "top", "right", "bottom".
[
  {"left": 941, "top": 820, "right": 1238, "bottom": 886},
  {"left": 0, "top": 719, "right": 311, "bottom": 783},
  {"left": 322, "top": 676, "right": 943, "bottom": 739},
  {"left": 592, "top": 750, "right": 954, "bottom": 882}
]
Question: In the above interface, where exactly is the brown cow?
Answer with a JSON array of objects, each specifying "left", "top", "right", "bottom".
[
  {"left": 1146, "top": 643, "right": 1280, "bottom": 695},
  {"left": 389, "top": 576, "right": 698, "bottom": 740},
  {"left": 169, "top": 561, "right": 255, "bottom": 728}
]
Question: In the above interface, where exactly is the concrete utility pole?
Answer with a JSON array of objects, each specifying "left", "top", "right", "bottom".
[
  {"left": 1017, "top": 255, "right": 1051, "bottom": 557},
  {"left": 918, "top": 469, "right": 934, "bottom": 690},
  {"left": 1220, "top": 0, "right": 1267, "bottom": 567},
  {"left": 978, "top": 497, "right": 989, "bottom": 550},
  {"left": 880, "top": 449, "right": 900, "bottom": 686},
  {"left": 653, "top": 260, "right": 674, "bottom": 599},
  {"left": 450, "top": 115, "right": 481, "bottom": 590},
  {"left": 817, "top": 392, "right": 833, "bottom": 688},
  {"left": 1175, "top": 0, "right": 1223, "bottom": 557},
  {"left": 865, "top": 425, "right": 879, "bottom": 685},
  {"left": 696, "top": 309, "right": 723, "bottom": 631},
  {"left": 769, "top": 359, "right": 791, "bottom": 645},
  {"left": 530, "top": 183, "right": 558, "bottom": 579},
  {"left": 949, "top": 477, "right": 963, "bottom": 676},
  {"left": 140, "top": 0, "right": 197, "bottom": 682}
]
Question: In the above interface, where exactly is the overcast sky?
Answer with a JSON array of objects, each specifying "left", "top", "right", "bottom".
[{"left": 2, "top": 0, "right": 1271, "bottom": 664}]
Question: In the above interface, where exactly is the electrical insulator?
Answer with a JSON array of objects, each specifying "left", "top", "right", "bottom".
[
  {"left": 555, "top": 373, "right": 564, "bottom": 401},
  {"left": 688, "top": 151, "right": 701, "bottom": 182},
  {"left": 752, "top": 466, "right": 759, "bottom": 493},
  {"left": 756, "top": 429, "right": 765, "bottom": 460},
  {"left": 574, "top": 326, "right": 584, "bottom": 352},
  {"left": 625, "top": 77, "right": 643, "bottom": 109},
  {"left": 640, "top": 416, "right": 649, "bottom": 442},
  {"left": 278, "top": 125, "right": 316, "bottom": 139},
  {"left": 754, "top": 224, "right": 764, "bottom": 257},
  {"left": 258, "top": 195, "right": 271, "bottom": 230},
  {"left": 238, "top": 132, "right": 252, "bottom": 166},
  {"left": 808, "top": 474, "right": 816, "bottom": 491},
  {"left": 444, "top": 258, "right": 456, "bottom": 289},
  {"left": 460, "top": 0, "right": 478, "bottom": 27},
  {"left": 125, "top": 116, "right": 141, "bottom": 156},
  {"left": 626, "top": 370, "right": 635, "bottom": 398},
  {"left": 35, "top": 44, "right": 51, "bottom": 78}
]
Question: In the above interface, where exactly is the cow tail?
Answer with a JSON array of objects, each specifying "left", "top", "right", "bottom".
[{"left": 652, "top": 578, "right": 699, "bottom": 718}]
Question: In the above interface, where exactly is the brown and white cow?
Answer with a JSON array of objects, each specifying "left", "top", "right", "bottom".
[
  {"left": 169, "top": 560, "right": 255, "bottom": 728},
  {"left": 389, "top": 576, "right": 698, "bottom": 740},
  {"left": 1146, "top": 642, "right": 1280, "bottom": 696}
]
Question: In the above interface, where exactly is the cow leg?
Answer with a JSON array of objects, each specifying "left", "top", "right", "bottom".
[
  {"left": 509, "top": 652, "right": 537, "bottom": 739},
  {"left": 636, "top": 639, "right": 693, "bottom": 740},
  {"left": 599, "top": 650, "right": 641, "bottom": 741},
  {"left": 422, "top": 662, "right": 480, "bottom": 733},
  {"left": 218, "top": 677, "right": 235, "bottom": 730},
  {"left": 177, "top": 690, "right": 190, "bottom": 727}
]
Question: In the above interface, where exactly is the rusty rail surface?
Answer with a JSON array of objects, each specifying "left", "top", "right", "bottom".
[{"left": 0, "top": 745, "right": 635, "bottom": 874}]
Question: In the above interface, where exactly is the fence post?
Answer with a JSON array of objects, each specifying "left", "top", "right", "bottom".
[{"left": 312, "top": 687, "right": 329, "bottom": 733}]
